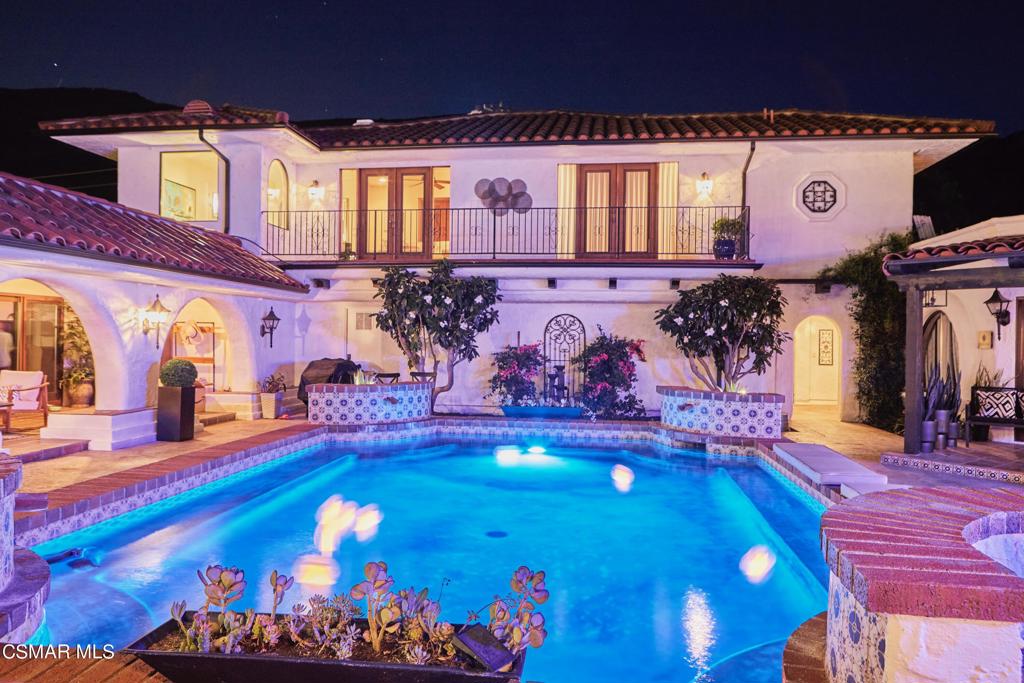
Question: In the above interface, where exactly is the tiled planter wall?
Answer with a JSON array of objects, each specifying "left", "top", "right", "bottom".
[
  {"left": 307, "top": 382, "right": 432, "bottom": 426},
  {"left": 0, "top": 463, "right": 18, "bottom": 592},
  {"left": 0, "top": 461, "right": 50, "bottom": 643},
  {"left": 657, "top": 386, "right": 784, "bottom": 439}
]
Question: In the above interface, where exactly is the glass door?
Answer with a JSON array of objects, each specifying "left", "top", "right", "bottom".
[
  {"left": 576, "top": 163, "right": 657, "bottom": 258},
  {"left": 357, "top": 168, "right": 432, "bottom": 260},
  {"left": 23, "top": 299, "right": 62, "bottom": 403},
  {"left": 0, "top": 296, "right": 19, "bottom": 373}
]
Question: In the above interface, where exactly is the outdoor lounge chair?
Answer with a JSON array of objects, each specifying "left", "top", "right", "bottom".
[{"left": 0, "top": 370, "right": 50, "bottom": 431}]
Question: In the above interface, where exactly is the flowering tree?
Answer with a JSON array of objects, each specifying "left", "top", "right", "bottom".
[
  {"left": 655, "top": 275, "right": 789, "bottom": 392},
  {"left": 486, "top": 343, "right": 545, "bottom": 406},
  {"left": 573, "top": 328, "right": 646, "bottom": 419},
  {"left": 374, "top": 260, "right": 501, "bottom": 407}
]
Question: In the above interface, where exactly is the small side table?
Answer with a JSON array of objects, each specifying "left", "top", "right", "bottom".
[{"left": 0, "top": 401, "right": 12, "bottom": 433}]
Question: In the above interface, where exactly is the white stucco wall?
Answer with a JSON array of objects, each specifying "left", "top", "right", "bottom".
[{"left": 0, "top": 246, "right": 302, "bottom": 413}]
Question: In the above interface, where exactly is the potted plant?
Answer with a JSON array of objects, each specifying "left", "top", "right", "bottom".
[
  {"left": 124, "top": 561, "right": 547, "bottom": 683},
  {"left": 486, "top": 343, "right": 579, "bottom": 418},
  {"left": 60, "top": 306, "right": 95, "bottom": 407},
  {"left": 921, "top": 366, "right": 943, "bottom": 453},
  {"left": 711, "top": 216, "right": 745, "bottom": 260},
  {"left": 158, "top": 359, "right": 198, "bottom": 442},
  {"left": 935, "top": 366, "right": 960, "bottom": 448},
  {"left": 259, "top": 372, "right": 287, "bottom": 420}
]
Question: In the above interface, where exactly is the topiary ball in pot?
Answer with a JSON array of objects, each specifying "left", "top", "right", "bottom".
[{"left": 160, "top": 359, "right": 198, "bottom": 388}]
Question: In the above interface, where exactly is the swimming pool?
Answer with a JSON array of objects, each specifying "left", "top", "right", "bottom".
[{"left": 31, "top": 440, "right": 827, "bottom": 682}]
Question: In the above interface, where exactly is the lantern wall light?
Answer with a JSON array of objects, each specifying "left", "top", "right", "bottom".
[
  {"left": 260, "top": 307, "right": 281, "bottom": 348},
  {"left": 140, "top": 294, "right": 171, "bottom": 349},
  {"left": 984, "top": 288, "right": 1011, "bottom": 340},
  {"left": 695, "top": 172, "right": 713, "bottom": 201},
  {"left": 307, "top": 180, "right": 325, "bottom": 202}
]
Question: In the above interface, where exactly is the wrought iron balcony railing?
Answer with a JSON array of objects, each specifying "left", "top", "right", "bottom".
[{"left": 261, "top": 205, "right": 750, "bottom": 263}]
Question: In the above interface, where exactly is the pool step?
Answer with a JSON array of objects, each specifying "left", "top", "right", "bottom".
[{"left": 198, "top": 411, "right": 236, "bottom": 427}]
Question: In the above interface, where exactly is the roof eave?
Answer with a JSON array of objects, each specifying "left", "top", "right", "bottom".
[{"left": 0, "top": 237, "right": 309, "bottom": 293}]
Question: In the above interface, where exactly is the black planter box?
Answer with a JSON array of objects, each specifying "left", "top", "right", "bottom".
[
  {"left": 157, "top": 386, "right": 196, "bottom": 442},
  {"left": 123, "top": 614, "right": 525, "bottom": 683}
]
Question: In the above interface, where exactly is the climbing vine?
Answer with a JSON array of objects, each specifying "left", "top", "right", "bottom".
[{"left": 819, "top": 232, "right": 914, "bottom": 433}]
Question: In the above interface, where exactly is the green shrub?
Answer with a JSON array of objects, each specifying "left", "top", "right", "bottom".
[
  {"left": 160, "top": 359, "right": 198, "bottom": 388},
  {"left": 819, "top": 232, "right": 914, "bottom": 433}
]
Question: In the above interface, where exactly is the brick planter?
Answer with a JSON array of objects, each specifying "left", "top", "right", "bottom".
[
  {"left": 819, "top": 487, "right": 1024, "bottom": 682},
  {"left": 657, "top": 386, "right": 784, "bottom": 440}
]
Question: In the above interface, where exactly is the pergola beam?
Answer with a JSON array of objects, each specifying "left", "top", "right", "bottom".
[
  {"left": 889, "top": 265, "right": 1024, "bottom": 291},
  {"left": 903, "top": 285, "right": 924, "bottom": 454}
]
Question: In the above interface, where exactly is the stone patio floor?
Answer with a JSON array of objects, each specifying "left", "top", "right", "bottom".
[
  {"left": 787, "top": 404, "right": 1019, "bottom": 488},
  {"left": 14, "top": 419, "right": 305, "bottom": 493}
]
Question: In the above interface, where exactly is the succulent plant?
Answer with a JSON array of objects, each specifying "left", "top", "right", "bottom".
[
  {"left": 169, "top": 561, "right": 547, "bottom": 665},
  {"left": 198, "top": 564, "right": 247, "bottom": 610},
  {"left": 475, "top": 565, "right": 549, "bottom": 655}
]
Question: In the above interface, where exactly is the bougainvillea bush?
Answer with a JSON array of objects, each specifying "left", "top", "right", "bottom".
[
  {"left": 374, "top": 260, "right": 501, "bottom": 408},
  {"left": 572, "top": 328, "right": 646, "bottom": 419},
  {"left": 486, "top": 343, "right": 545, "bottom": 406},
  {"left": 160, "top": 561, "right": 547, "bottom": 671},
  {"left": 655, "top": 275, "right": 789, "bottom": 392}
]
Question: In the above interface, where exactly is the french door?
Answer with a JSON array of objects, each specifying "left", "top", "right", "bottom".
[
  {"left": 358, "top": 168, "right": 432, "bottom": 260},
  {"left": 0, "top": 295, "right": 63, "bottom": 403},
  {"left": 576, "top": 163, "right": 657, "bottom": 258}
]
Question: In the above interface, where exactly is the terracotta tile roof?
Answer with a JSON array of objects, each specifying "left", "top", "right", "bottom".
[
  {"left": 0, "top": 172, "right": 307, "bottom": 291},
  {"left": 303, "top": 109, "right": 995, "bottom": 149},
  {"left": 41, "top": 102, "right": 995, "bottom": 148},
  {"left": 883, "top": 235, "right": 1024, "bottom": 274},
  {"left": 39, "top": 99, "right": 291, "bottom": 132}
]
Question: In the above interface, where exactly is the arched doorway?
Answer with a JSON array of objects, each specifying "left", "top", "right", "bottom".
[
  {"left": 923, "top": 311, "right": 958, "bottom": 380},
  {"left": 793, "top": 315, "right": 842, "bottom": 406},
  {"left": 162, "top": 298, "right": 231, "bottom": 393},
  {"left": 0, "top": 278, "right": 98, "bottom": 419}
]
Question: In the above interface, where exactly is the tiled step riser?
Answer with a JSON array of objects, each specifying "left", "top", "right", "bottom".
[{"left": 880, "top": 453, "right": 1024, "bottom": 485}]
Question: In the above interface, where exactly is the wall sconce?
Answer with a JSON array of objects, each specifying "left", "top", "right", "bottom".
[
  {"left": 267, "top": 187, "right": 281, "bottom": 201},
  {"left": 307, "top": 180, "right": 325, "bottom": 202},
  {"left": 695, "top": 172, "right": 713, "bottom": 201},
  {"left": 140, "top": 294, "right": 171, "bottom": 349},
  {"left": 260, "top": 307, "right": 281, "bottom": 348},
  {"left": 984, "top": 288, "right": 1011, "bottom": 340}
]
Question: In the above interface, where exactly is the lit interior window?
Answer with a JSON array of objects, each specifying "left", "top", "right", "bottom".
[
  {"left": 266, "top": 159, "right": 289, "bottom": 214},
  {"left": 160, "top": 151, "right": 221, "bottom": 222}
]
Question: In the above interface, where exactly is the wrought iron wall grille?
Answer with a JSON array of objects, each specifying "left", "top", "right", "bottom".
[{"left": 543, "top": 314, "right": 586, "bottom": 403}]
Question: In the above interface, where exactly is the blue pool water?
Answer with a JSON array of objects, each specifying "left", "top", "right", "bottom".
[{"left": 32, "top": 441, "right": 827, "bottom": 682}]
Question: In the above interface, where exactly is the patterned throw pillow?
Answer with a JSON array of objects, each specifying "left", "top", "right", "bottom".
[{"left": 978, "top": 389, "right": 1016, "bottom": 419}]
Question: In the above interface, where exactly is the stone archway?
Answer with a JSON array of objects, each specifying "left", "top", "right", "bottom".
[
  {"left": 163, "top": 295, "right": 259, "bottom": 395},
  {"left": 0, "top": 276, "right": 129, "bottom": 412}
]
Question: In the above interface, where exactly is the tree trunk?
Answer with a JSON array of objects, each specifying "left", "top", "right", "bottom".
[{"left": 430, "top": 355, "right": 458, "bottom": 412}]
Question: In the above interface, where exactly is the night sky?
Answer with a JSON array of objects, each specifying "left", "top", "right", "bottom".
[{"left": 2, "top": 0, "right": 1022, "bottom": 132}]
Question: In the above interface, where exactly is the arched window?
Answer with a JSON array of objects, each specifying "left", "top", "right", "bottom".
[
  {"left": 923, "top": 311, "right": 958, "bottom": 380},
  {"left": 267, "top": 160, "right": 289, "bottom": 214}
]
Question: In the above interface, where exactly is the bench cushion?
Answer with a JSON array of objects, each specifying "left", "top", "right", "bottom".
[
  {"left": 977, "top": 389, "right": 1016, "bottom": 419},
  {"left": 773, "top": 443, "right": 888, "bottom": 486},
  {"left": 0, "top": 370, "right": 44, "bottom": 408}
]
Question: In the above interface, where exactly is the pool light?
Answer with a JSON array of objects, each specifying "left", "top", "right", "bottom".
[
  {"left": 294, "top": 554, "right": 340, "bottom": 588},
  {"left": 495, "top": 446, "right": 522, "bottom": 466},
  {"left": 527, "top": 445, "right": 546, "bottom": 454},
  {"left": 610, "top": 464, "right": 635, "bottom": 493},
  {"left": 353, "top": 504, "right": 383, "bottom": 542},
  {"left": 739, "top": 545, "right": 776, "bottom": 584}
]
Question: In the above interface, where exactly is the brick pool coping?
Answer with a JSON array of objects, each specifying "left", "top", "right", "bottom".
[
  {"left": 821, "top": 486, "right": 1024, "bottom": 621},
  {"left": 9, "top": 415, "right": 806, "bottom": 546}
]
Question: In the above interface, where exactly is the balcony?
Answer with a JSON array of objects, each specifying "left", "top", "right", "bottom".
[{"left": 261, "top": 206, "right": 751, "bottom": 266}]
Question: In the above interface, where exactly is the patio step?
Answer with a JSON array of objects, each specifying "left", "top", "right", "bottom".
[
  {"left": 280, "top": 388, "right": 306, "bottom": 418},
  {"left": 197, "top": 411, "right": 236, "bottom": 427},
  {"left": 773, "top": 443, "right": 888, "bottom": 488}
]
